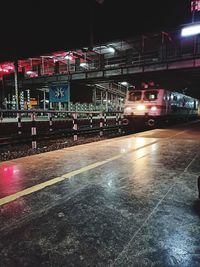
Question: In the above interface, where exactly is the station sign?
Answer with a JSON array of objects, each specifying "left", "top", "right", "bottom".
[{"left": 49, "top": 83, "right": 70, "bottom": 103}]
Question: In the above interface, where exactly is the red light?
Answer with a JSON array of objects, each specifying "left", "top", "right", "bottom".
[{"left": 0, "top": 164, "right": 23, "bottom": 196}]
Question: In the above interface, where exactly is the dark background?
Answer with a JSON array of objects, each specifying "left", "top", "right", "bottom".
[{"left": 0, "top": 0, "right": 192, "bottom": 62}]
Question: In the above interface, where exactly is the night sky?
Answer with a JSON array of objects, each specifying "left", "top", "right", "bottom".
[{"left": 0, "top": 0, "right": 193, "bottom": 62}]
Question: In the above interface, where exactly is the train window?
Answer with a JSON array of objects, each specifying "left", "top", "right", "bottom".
[
  {"left": 144, "top": 90, "right": 158, "bottom": 101},
  {"left": 128, "top": 91, "right": 142, "bottom": 101},
  {"left": 173, "top": 96, "right": 177, "bottom": 101}
]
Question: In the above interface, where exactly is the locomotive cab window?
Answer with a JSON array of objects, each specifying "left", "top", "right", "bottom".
[
  {"left": 128, "top": 91, "right": 142, "bottom": 101},
  {"left": 144, "top": 90, "right": 158, "bottom": 101}
]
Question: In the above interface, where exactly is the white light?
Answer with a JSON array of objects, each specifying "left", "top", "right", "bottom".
[
  {"left": 121, "top": 82, "right": 128, "bottom": 86},
  {"left": 151, "top": 106, "right": 157, "bottom": 111},
  {"left": 181, "top": 24, "right": 200, "bottom": 37},
  {"left": 80, "top": 63, "right": 88, "bottom": 68},
  {"left": 65, "top": 55, "right": 72, "bottom": 60},
  {"left": 26, "top": 71, "right": 33, "bottom": 74},
  {"left": 136, "top": 104, "right": 146, "bottom": 111},
  {"left": 125, "top": 107, "right": 132, "bottom": 112},
  {"left": 108, "top": 47, "right": 115, "bottom": 53}
]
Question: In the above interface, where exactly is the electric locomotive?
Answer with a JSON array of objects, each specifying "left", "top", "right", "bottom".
[{"left": 122, "top": 86, "right": 199, "bottom": 128}]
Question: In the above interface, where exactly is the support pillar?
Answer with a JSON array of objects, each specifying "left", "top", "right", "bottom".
[{"left": 14, "top": 60, "right": 19, "bottom": 110}]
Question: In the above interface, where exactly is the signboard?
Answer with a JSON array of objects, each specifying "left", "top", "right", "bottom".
[
  {"left": 191, "top": 0, "right": 200, "bottom": 12},
  {"left": 49, "top": 83, "right": 70, "bottom": 103}
]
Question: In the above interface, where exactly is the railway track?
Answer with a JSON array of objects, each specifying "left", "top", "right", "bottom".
[{"left": 0, "top": 124, "right": 125, "bottom": 147}]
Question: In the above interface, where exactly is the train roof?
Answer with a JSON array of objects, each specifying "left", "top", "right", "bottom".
[{"left": 128, "top": 88, "right": 199, "bottom": 101}]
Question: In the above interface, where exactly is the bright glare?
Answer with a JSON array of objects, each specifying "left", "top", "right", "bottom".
[
  {"left": 125, "top": 107, "right": 132, "bottom": 112},
  {"left": 108, "top": 47, "right": 115, "bottom": 53},
  {"left": 136, "top": 104, "right": 145, "bottom": 111},
  {"left": 121, "top": 81, "right": 128, "bottom": 86},
  {"left": 80, "top": 63, "right": 88, "bottom": 68},
  {"left": 65, "top": 55, "right": 72, "bottom": 60},
  {"left": 151, "top": 106, "right": 157, "bottom": 111},
  {"left": 181, "top": 24, "right": 200, "bottom": 37}
]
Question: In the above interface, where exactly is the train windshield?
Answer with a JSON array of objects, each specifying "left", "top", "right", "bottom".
[
  {"left": 144, "top": 90, "right": 158, "bottom": 101},
  {"left": 128, "top": 91, "right": 142, "bottom": 101}
]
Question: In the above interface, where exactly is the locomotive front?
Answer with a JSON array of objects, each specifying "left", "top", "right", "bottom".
[{"left": 123, "top": 88, "right": 164, "bottom": 128}]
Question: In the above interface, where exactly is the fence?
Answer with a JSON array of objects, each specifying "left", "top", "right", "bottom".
[{"left": 0, "top": 109, "right": 124, "bottom": 149}]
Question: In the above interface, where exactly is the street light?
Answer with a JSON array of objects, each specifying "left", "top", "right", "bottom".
[
  {"left": 181, "top": 1, "right": 200, "bottom": 37},
  {"left": 181, "top": 23, "right": 200, "bottom": 36}
]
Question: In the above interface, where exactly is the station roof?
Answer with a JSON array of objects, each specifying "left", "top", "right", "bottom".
[{"left": 0, "top": 38, "right": 135, "bottom": 78}]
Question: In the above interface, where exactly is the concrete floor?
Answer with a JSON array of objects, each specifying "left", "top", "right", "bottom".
[{"left": 0, "top": 121, "right": 200, "bottom": 266}]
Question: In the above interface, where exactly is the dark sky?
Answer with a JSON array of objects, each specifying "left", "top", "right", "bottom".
[{"left": 0, "top": 0, "right": 192, "bottom": 62}]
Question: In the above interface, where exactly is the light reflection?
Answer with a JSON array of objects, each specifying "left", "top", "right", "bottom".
[
  {"left": 0, "top": 163, "right": 23, "bottom": 196},
  {"left": 165, "top": 228, "right": 192, "bottom": 265},
  {"left": 107, "top": 180, "right": 112, "bottom": 187},
  {"left": 135, "top": 137, "right": 146, "bottom": 148},
  {"left": 120, "top": 148, "right": 126, "bottom": 153},
  {"left": 151, "top": 143, "right": 158, "bottom": 151},
  {"left": 135, "top": 148, "right": 147, "bottom": 159}
]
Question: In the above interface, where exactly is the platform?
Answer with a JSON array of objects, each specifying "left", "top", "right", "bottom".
[{"left": 0, "top": 121, "right": 200, "bottom": 266}]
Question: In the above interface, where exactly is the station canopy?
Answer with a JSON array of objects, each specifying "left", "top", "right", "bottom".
[{"left": 0, "top": 39, "right": 133, "bottom": 78}]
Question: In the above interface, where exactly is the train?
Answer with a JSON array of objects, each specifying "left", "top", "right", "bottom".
[{"left": 122, "top": 86, "right": 199, "bottom": 128}]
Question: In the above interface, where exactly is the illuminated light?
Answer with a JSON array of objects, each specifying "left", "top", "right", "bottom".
[
  {"left": 136, "top": 104, "right": 146, "bottom": 111},
  {"left": 121, "top": 81, "right": 128, "bottom": 86},
  {"left": 151, "top": 106, "right": 157, "bottom": 111},
  {"left": 181, "top": 24, "right": 200, "bottom": 37},
  {"left": 26, "top": 71, "right": 33, "bottom": 74},
  {"left": 135, "top": 137, "right": 146, "bottom": 148},
  {"left": 108, "top": 47, "right": 115, "bottom": 53},
  {"left": 0, "top": 68, "right": 9, "bottom": 73},
  {"left": 80, "top": 62, "right": 88, "bottom": 68},
  {"left": 65, "top": 55, "right": 73, "bottom": 60},
  {"left": 108, "top": 180, "right": 112, "bottom": 187},
  {"left": 125, "top": 107, "right": 132, "bottom": 112}
]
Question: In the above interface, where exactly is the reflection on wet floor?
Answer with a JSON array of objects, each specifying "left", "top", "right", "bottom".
[{"left": 0, "top": 124, "right": 200, "bottom": 266}]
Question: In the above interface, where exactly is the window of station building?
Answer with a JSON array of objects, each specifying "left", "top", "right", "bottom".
[
  {"left": 128, "top": 91, "right": 142, "bottom": 101},
  {"left": 144, "top": 90, "right": 158, "bottom": 101}
]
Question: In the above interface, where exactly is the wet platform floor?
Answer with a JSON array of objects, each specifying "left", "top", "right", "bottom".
[{"left": 0, "top": 121, "right": 200, "bottom": 266}]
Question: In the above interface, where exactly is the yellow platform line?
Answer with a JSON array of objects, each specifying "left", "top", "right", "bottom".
[{"left": 0, "top": 140, "right": 158, "bottom": 207}]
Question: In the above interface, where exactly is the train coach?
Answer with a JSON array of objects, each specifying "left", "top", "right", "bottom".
[{"left": 122, "top": 86, "right": 199, "bottom": 128}]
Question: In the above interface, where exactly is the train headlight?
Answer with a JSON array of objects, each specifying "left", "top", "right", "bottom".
[
  {"left": 136, "top": 104, "right": 146, "bottom": 111},
  {"left": 151, "top": 106, "right": 157, "bottom": 111}
]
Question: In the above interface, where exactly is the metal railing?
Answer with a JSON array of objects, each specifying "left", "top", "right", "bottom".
[
  {"left": 19, "top": 28, "right": 200, "bottom": 79},
  {"left": 0, "top": 109, "right": 123, "bottom": 149}
]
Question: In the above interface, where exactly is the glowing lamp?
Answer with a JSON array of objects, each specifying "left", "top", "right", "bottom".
[
  {"left": 136, "top": 104, "right": 146, "bottom": 111},
  {"left": 151, "top": 106, "right": 157, "bottom": 111},
  {"left": 121, "top": 82, "right": 128, "bottom": 86},
  {"left": 125, "top": 107, "right": 132, "bottom": 112},
  {"left": 181, "top": 24, "right": 200, "bottom": 37},
  {"left": 108, "top": 47, "right": 115, "bottom": 53},
  {"left": 65, "top": 55, "right": 73, "bottom": 60},
  {"left": 80, "top": 63, "right": 88, "bottom": 68}
]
